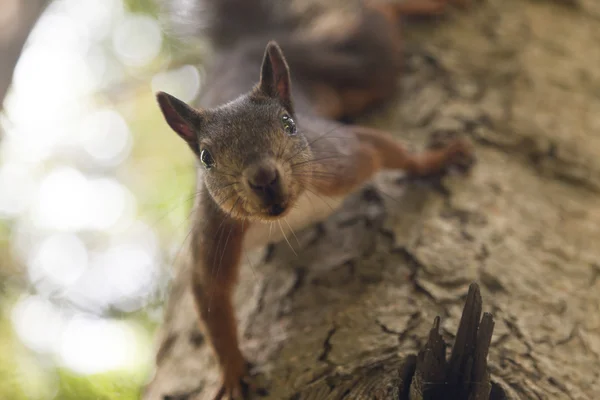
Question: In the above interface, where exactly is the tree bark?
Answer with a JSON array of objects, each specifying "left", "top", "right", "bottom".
[
  {"left": 0, "top": 0, "right": 49, "bottom": 110},
  {"left": 143, "top": 0, "right": 600, "bottom": 399}
]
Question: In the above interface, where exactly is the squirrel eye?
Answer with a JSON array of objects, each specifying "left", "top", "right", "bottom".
[
  {"left": 200, "top": 149, "right": 215, "bottom": 170},
  {"left": 281, "top": 114, "right": 297, "bottom": 135}
]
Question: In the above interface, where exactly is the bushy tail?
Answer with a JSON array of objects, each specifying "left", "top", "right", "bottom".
[{"left": 159, "top": 0, "right": 289, "bottom": 48}]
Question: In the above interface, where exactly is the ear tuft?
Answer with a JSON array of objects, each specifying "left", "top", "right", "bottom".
[
  {"left": 156, "top": 92, "right": 201, "bottom": 154},
  {"left": 259, "top": 41, "right": 293, "bottom": 111}
]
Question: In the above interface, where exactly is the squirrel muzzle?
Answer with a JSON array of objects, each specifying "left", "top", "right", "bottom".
[{"left": 243, "top": 159, "right": 289, "bottom": 218}]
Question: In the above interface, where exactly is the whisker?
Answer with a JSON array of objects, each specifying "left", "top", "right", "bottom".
[
  {"left": 291, "top": 154, "right": 349, "bottom": 168},
  {"left": 214, "top": 193, "right": 238, "bottom": 212},
  {"left": 169, "top": 208, "right": 199, "bottom": 286},
  {"left": 278, "top": 134, "right": 295, "bottom": 161},
  {"left": 218, "top": 220, "right": 236, "bottom": 277},
  {"left": 294, "top": 176, "right": 337, "bottom": 189},
  {"left": 301, "top": 123, "right": 344, "bottom": 139},
  {"left": 300, "top": 124, "right": 346, "bottom": 146},
  {"left": 241, "top": 219, "right": 257, "bottom": 280},
  {"left": 268, "top": 222, "right": 273, "bottom": 243},
  {"left": 276, "top": 128, "right": 291, "bottom": 160},
  {"left": 284, "top": 124, "right": 346, "bottom": 163},
  {"left": 287, "top": 145, "right": 345, "bottom": 162},
  {"left": 292, "top": 177, "right": 337, "bottom": 185},
  {"left": 212, "top": 181, "right": 239, "bottom": 192},
  {"left": 148, "top": 190, "right": 202, "bottom": 230},
  {"left": 299, "top": 170, "right": 408, "bottom": 210},
  {"left": 303, "top": 187, "right": 317, "bottom": 213},
  {"left": 167, "top": 190, "right": 240, "bottom": 289},
  {"left": 278, "top": 220, "right": 297, "bottom": 256},
  {"left": 209, "top": 222, "right": 233, "bottom": 313},
  {"left": 301, "top": 186, "right": 336, "bottom": 213},
  {"left": 211, "top": 170, "right": 241, "bottom": 179},
  {"left": 208, "top": 196, "right": 241, "bottom": 312},
  {"left": 283, "top": 217, "right": 300, "bottom": 247},
  {"left": 292, "top": 172, "right": 340, "bottom": 179},
  {"left": 290, "top": 150, "right": 346, "bottom": 165},
  {"left": 154, "top": 182, "right": 238, "bottom": 234}
]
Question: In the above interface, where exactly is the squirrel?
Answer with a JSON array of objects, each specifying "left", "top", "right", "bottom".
[{"left": 155, "top": 0, "right": 473, "bottom": 398}]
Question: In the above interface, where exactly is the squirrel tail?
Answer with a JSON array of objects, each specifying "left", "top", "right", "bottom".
[{"left": 159, "top": 0, "right": 286, "bottom": 48}]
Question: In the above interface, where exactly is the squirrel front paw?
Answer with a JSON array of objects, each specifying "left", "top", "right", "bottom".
[
  {"left": 428, "top": 132, "right": 476, "bottom": 174},
  {"left": 212, "top": 360, "right": 263, "bottom": 400},
  {"left": 442, "top": 138, "right": 476, "bottom": 173}
]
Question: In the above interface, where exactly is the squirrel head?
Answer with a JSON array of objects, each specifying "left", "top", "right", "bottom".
[{"left": 156, "top": 41, "right": 315, "bottom": 221}]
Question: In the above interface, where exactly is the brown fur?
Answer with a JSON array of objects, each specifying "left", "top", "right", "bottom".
[
  {"left": 190, "top": 200, "right": 249, "bottom": 398},
  {"left": 155, "top": 1, "right": 473, "bottom": 399}
]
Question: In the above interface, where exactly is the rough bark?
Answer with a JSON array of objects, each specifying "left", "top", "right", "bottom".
[{"left": 143, "top": 0, "right": 600, "bottom": 399}]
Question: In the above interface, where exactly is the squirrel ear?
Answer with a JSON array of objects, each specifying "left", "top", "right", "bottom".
[
  {"left": 156, "top": 92, "right": 202, "bottom": 155},
  {"left": 259, "top": 41, "right": 293, "bottom": 111}
]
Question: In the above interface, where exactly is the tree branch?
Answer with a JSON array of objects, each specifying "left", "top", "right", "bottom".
[{"left": 143, "top": 0, "right": 600, "bottom": 399}]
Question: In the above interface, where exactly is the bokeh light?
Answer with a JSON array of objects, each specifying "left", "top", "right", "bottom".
[
  {"left": 78, "top": 109, "right": 133, "bottom": 167},
  {"left": 112, "top": 14, "right": 163, "bottom": 67},
  {"left": 0, "top": 0, "right": 195, "bottom": 396},
  {"left": 11, "top": 295, "right": 66, "bottom": 355},
  {"left": 151, "top": 64, "right": 203, "bottom": 102},
  {"left": 58, "top": 315, "right": 148, "bottom": 374},
  {"left": 0, "top": 161, "right": 36, "bottom": 218},
  {"left": 28, "top": 234, "right": 88, "bottom": 290}
]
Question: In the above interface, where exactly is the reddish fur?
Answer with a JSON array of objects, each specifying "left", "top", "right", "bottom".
[
  {"left": 190, "top": 205, "right": 251, "bottom": 399},
  {"left": 310, "top": 0, "right": 469, "bottom": 121},
  {"left": 313, "top": 126, "right": 472, "bottom": 197}
]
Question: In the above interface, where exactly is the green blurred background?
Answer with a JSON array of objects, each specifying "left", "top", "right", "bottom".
[{"left": 0, "top": 0, "right": 207, "bottom": 398}]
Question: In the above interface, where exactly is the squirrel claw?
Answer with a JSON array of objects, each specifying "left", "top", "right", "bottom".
[
  {"left": 212, "top": 362, "right": 266, "bottom": 400},
  {"left": 427, "top": 132, "right": 476, "bottom": 174},
  {"left": 444, "top": 138, "right": 476, "bottom": 173},
  {"left": 212, "top": 381, "right": 246, "bottom": 400}
]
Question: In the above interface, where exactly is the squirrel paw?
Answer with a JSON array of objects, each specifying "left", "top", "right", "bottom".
[
  {"left": 428, "top": 132, "right": 476, "bottom": 174},
  {"left": 212, "top": 361, "right": 266, "bottom": 400},
  {"left": 442, "top": 138, "right": 476, "bottom": 173}
]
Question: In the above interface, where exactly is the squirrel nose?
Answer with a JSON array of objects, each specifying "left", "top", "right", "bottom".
[{"left": 247, "top": 164, "right": 279, "bottom": 191}]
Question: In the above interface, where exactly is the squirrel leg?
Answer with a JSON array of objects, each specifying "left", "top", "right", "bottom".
[
  {"left": 312, "top": 126, "right": 473, "bottom": 197},
  {"left": 353, "top": 126, "right": 474, "bottom": 176},
  {"left": 190, "top": 212, "right": 254, "bottom": 400}
]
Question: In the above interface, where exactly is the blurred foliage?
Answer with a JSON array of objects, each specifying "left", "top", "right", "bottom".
[
  {"left": 55, "top": 369, "right": 143, "bottom": 400},
  {"left": 1, "top": 297, "right": 158, "bottom": 399},
  {"left": 0, "top": 0, "right": 200, "bottom": 398},
  {"left": 124, "top": 0, "right": 159, "bottom": 15},
  {"left": 121, "top": 88, "right": 195, "bottom": 238}
]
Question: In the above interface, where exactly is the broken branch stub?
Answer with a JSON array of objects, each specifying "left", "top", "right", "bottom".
[
  {"left": 294, "top": 283, "right": 506, "bottom": 400},
  {"left": 410, "top": 283, "right": 499, "bottom": 400}
]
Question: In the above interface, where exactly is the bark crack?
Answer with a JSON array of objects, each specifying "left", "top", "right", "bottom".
[{"left": 318, "top": 325, "right": 337, "bottom": 365}]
